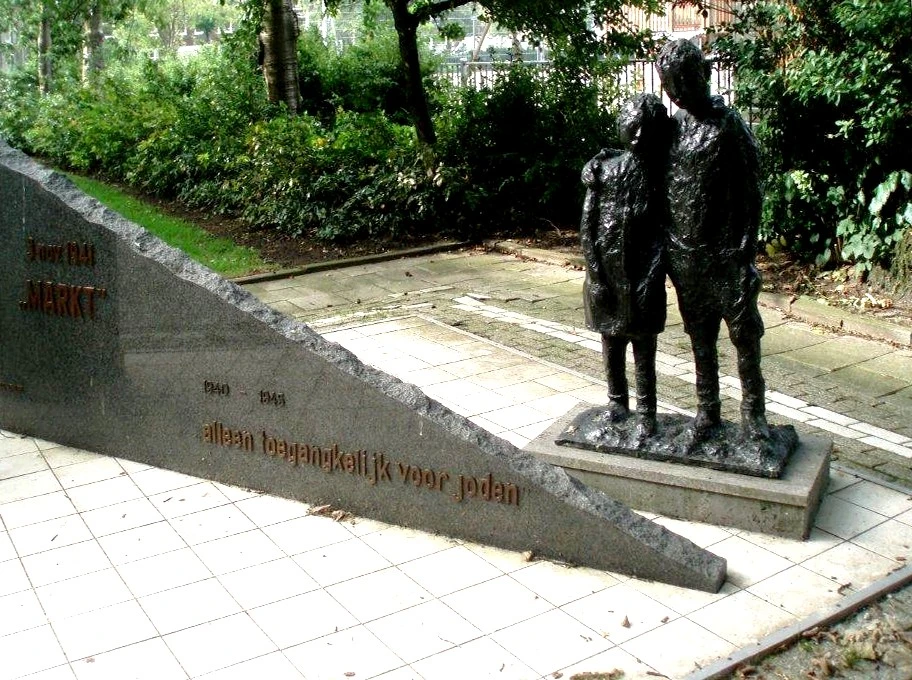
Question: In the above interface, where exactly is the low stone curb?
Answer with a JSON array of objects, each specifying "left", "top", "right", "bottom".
[
  {"left": 231, "top": 240, "right": 471, "bottom": 285},
  {"left": 487, "top": 240, "right": 912, "bottom": 348}
]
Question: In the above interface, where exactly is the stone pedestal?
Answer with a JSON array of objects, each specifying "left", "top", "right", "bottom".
[{"left": 526, "top": 406, "right": 830, "bottom": 539}]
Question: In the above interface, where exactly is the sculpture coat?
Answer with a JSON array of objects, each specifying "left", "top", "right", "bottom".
[{"left": 666, "top": 96, "right": 763, "bottom": 339}]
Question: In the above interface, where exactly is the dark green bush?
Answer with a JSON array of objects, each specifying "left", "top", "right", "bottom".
[
  {"left": 435, "top": 56, "right": 620, "bottom": 235},
  {"left": 714, "top": 0, "right": 912, "bottom": 271}
]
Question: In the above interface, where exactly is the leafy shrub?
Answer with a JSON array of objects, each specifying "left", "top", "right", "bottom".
[
  {"left": 714, "top": 0, "right": 912, "bottom": 271},
  {"left": 435, "top": 53, "right": 620, "bottom": 235}
]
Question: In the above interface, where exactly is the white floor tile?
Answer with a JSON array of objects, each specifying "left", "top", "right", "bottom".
[
  {"left": 138, "top": 578, "right": 241, "bottom": 634},
  {"left": 70, "top": 638, "right": 187, "bottom": 680},
  {"left": 814, "top": 495, "right": 888, "bottom": 540},
  {"left": 194, "top": 652, "right": 304, "bottom": 680},
  {"left": 36, "top": 568, "right": 133, "bottom": 621},
  {"left": 411, "top": 637, "right": 537, "bottom": 680},
  {"left": 0, "top": 557, "right": 30, "bottom": 597},
  {"left": 803, "top": 541, "right": 901, "bottom": 587},
  {"left": 0, "top": 624, "right": 68, "bottom": 680},
  {"left": 129, "top": 468, "right": 201, "bottom": 496},
  {"left": 216, "top": 558, "right": 318, "bottom": 610},
  {"left": 53, "top": 458, "right": 125, "bottom": 490},
  {"left": 114, "top": 458, "right": 153, "bottom": 474},
  {"left": 22, "top": 539, "right": 112, "bottom": 587},
  {"left": 116, "top": 547, "right": 212, "bottom": 598},
  {"left": 169, "top": 505, "right": 256, "bottom": 546},
  {"left": 97, "top": 521, "right": 187, "bottom": 565},
  {"left": 0, "top": 450, "right": 49, "bottom": 480},
  {"left": 9, "top": 515, "right": 93, "bottom": 557},
  {"left": 706, "top": 535, "right": 794, "bottom": 587},
  {"left": 509, "top": 560, "right": 619, "bottom": 607},
  {"left": 441, "top": 575, "right": 551, "bottom": 635},
  {"left": 366, "top": 600, "right": 481, "bottom": 664},
  {"left": 397, "top": 545, "right": 502, "bottom": 598},
  {"left": 557, "top": 646, "right": 658, "bottom": 680},
  {"left": 192, "top": 529, "right": 285, "bottom": 576},
  {"left": 0, "top": 469, "right": 62, "bottom": 505},
  {"left": 261, "top": 515, "right": 355, "bottom": 555},
  {"left": 0, "top": 530, "right": 13, "bottom": 562},
  {"left": 462, "top": 542, "right": 537, "bottom": 573},
  {"left": 627, "top": 578, "right": 737, "bottom": 617},
  {"left": 620, "top": 617, "right": 734, "bottom": 679},
  {"left": 163, "top": 613, "right": 277, "bottom": 678},
  {"left": 562, "top": 583, "right": 678, "bottom": 645},
  {"left": 852, "top": 519, "right": 912, "bottom": 561},
  {"left": 492, "top": 609, "right": 611, "bottom": 675},
  {"left": 80, "top": 498, "right": 165, "bottom": 538},
  {"left": 42, "top": 446, "right": 101, "bottom": 469},
  {"left": 292, "top": 537, "right": 391, "bottom": 586},
  {"left": 688, "top": 589, "right": 798, "bottom": 646},
  {"left": 53, "top": 600, "right": 158, "bottom": 661},
  {"left": 209, "top": 482, "right": 259, "bottom": 502},
  {"left": 233, "top": 494, "right": 311, "bottom": 527},
  {"left": 247, "top": 590, "right": 359, "bottom": 649},
  {"left": 361, "top": 528, "right": 457, "bottom": 565},
  {"left": 371, "top": 666, "right": 425, "bottom": 680},
  {"left": 284, "top": 626, "right": 404, "bottom": 680},
  {"left": 0, "top": 433, "right": 40, "bottom": 458},
  {"left": 149, "top": 482, "right": 230, "bottom": 519},
  {"left": 0, "top": 589, "right": 47, "bottom": 636},
  {"left": 0, "top": 491, "right": 77, "bottom": 530},
  {"left": 652, "top": 516, "right": 734, "bottom": 548},
  {"left": 737, "top": 527, "right": 841, "bottom": 563},
  {"left": 66, "top": 476, "right": 144, "bottom": 513},
  {"left": 14, "top": 664, "right": 78, "bottom": 680},
  {"left": 832, "top": 480, "right": 912, "bottom": 517},
  {"left": 748, "top": 565, "right": 845, "bottom": 618},
  {"left": 327, "top": 567, "right": 433, "bottom": 623}
]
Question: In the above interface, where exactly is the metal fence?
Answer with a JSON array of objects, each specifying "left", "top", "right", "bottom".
[{"left": 434, "top": 58, "right": 754, "bottom": 122}]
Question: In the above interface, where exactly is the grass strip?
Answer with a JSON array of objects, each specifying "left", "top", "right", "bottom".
[{"left": 65, "top": 173, "right": 274, "bottom": 278}]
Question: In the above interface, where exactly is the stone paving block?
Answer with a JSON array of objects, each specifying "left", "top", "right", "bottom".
[
  {"left": 778, "top": 336, "right": 893, "bottom": 373},
  {"left": 760, "top": 323, "right": 830, "bottom": 356}
]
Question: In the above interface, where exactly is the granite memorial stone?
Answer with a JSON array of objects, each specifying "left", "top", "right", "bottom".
[{"left": 0, "top": 141, "right": 726, "bottom": 592}]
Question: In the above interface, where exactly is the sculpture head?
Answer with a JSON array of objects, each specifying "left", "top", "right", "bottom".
[
  {"left": 657, "top": 39, "right": 712, "bottom": 114},
  {"left": 617, "top": 93, "right": 668, "bottom": 156}
]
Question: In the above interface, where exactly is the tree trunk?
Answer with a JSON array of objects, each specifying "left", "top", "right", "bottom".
[
  {"left": 38, "top": 5, "right": 52, "bottom": 94},
  {"left": 388, "top": 0, "right": 436, "bottom": 146},
  {"left": 259, "top": 0, "right": 301, "bottom": 115},
  {"left": 82, "top": 0, "right": 104, "bottom": 84}
]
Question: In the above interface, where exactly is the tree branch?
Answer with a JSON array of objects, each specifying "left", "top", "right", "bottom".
[{"left": 411, "top": 0, "right": 475, "bottom": 25}]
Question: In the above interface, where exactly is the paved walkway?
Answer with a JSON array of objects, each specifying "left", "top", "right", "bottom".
[{"left": 2, "top": 248, "right": 912, "bottom": 680}]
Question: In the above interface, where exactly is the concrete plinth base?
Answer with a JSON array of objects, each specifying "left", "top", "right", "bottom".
[{"left": 526, "top": 406, "right": 831, "bottom": 539}]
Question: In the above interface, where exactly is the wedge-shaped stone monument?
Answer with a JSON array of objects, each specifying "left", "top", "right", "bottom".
[{"left": 0, "top": 142, "right": 725, "bottom": 592}]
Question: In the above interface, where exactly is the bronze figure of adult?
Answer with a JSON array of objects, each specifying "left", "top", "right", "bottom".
[
  {"left": 580, "top": 94, "right": 670, "bottom": 440},
  {"left": 657, "top": 39, "right": 770, "bottom": 444}
]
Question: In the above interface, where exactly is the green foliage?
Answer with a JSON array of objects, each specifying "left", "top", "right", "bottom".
[
  {"left": 714, "top": 0, "right": 912, "bottom": 271},
  {"left": 297, "top": 26, "right": 437, "bottom": 126},
  {"left": 1, "top": 10, "right": 632, "bottom": 247},
  {"left": 435, "top": 50, "right": 621, "bottom": 234}
]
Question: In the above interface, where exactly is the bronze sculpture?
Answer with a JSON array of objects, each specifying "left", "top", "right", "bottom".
[
  {"left": 657, "top": 38, "right": 769, "bottom": 445},
  {"left": 560, "top": 40, "right": 798, "bottom": 478},
  {"left": 580, "top": 94, "right": 670, "bottom": 442}
]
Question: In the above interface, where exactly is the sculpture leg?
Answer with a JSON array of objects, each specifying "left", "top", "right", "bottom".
[
  {"left": 732, "top": 331, "right": 770, "bottom": 440},
  {"left": 689, "top": 321, "right": 722, "bottom": 442},
  {"left": 632, "top": 335, "right": 658, "bottom": 438},
  {"left": 602, "top": 333, "right": 630, "bottom": 421}
]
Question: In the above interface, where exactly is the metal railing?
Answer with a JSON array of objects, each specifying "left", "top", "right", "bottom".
[{"left": 433, "top": 58, "right": 758, "bottom": 123}]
